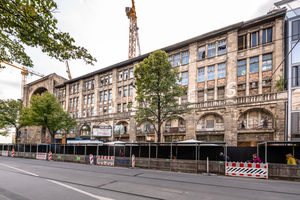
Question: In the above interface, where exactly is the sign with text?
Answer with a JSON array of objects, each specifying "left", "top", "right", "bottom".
[
  {"left": 36, "top": 153, "right": 47, "bottom": 160},
  {"left": 2, "top": 151, "right": 8, "bottom": 157},
  {"left": 93, "top": 125, "right": 112, "bottom": 137}
]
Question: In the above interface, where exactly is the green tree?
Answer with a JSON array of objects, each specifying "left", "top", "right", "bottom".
[
  {"left": 0, "top": 0, "right": 96, "bottom": 69},
  {"left": 133, "top": 50, "right": 191, "bottom": 142},
  {"left": 0, "top": 99, "right": 27, "bottom": 140},
  {"left": 275, "top": 75, "right": 287, "bottom": 91},
  {"left": 20, "top": 92, "right": 77, "bottom": 143}
]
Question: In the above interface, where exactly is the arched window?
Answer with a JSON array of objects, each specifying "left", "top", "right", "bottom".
[{"left": 81, "top": 124, "right": 91, "bottom": 136}]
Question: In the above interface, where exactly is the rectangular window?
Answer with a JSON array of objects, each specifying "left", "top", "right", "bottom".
[
  {"left": 117, "top": 104, "right": 121, "bottom": 113},
  {"left": 109, "top": 74, "right": 112, "bottom": 83},
  {"left": 99, "top": 107, "right": 102, "bottom": 115},
  {"left": 70, "top": 86, "right": 73, "bottom": 94},
  {"left": 104, "top": 76, "right": 108, "bottom": 85},
  {"left": 108, "top": 89, "right": 112, "bottom": 100},
  {"left": 250, "top": 57, "right": 259, "bottom": 73},
  {"left": 168, "top": 56, "right": 173, "bottom": 66},
  {"left": 77, "top": 97, "right": 79, "bottom": 106},
  {"left": 262, "top": 27, "right": 272, "bottom": 44},
  {"left": 207, "top": 43, "right": 216, "bottom": 58},
  {"left": 129, "top": 68, "right": 134, "bottom": 78},
  {"left": 63, "top": 89, "right": 65, "bottom": 97},
  {"left": 207, "top": 89, "right": 214, "bottom": 100},
  {"left": 84, "top": 95, "right": 86, "bottom": 105},
  {"left": 174, "top": 53, "right": 180, "bottom": 66},
  {"left": 198, "top": 90, "right": 204, "bottom": 102},
  {"left": 73, "top": 98, "right": 76, "bottom": 107},
  {"left": 74, "top": 85, "right": 77, "bottom": 93},
  {"left": 84, "top": 81, "right": 88, "bottom": 91},
  {"left": 118, "top": 87, "right": 122, "bottom": 98},
  {"left": 237, "top": 60, "right": 246, "bottom": 76},
  {"left": 217, "top": 63, "right": 226, "bottom": 79},
  {"left": 182, "top": 51, "right": 189, "bottom": 64},
  {"left": 118, "top": 71, "right": 123, "bottom": 81},
  {"left": 238, "top": 35, "right": 247, "bottom": 50},
  {"left": 104, "top": 91, "right": 108, "bottom": 101},
  {"left": 217, "top": 86, "right": 225, "bottom": 99},
  {"left": 88, "top": 80, "right": 91, "bottom": 89},
  {"left": 91, "top": 108, "right": 94, "bottom": 116},
  {"left": 92, "top": 80, "right": 95, "bottom": 89},
  {"left": 292, "top": 42, "right": 300, "bottom": 64},
  {"left": 123, "top": 86, "right": 127, "bottom": 97},
  {"left": 292, "top": 66, "right": 300, "bottom": 87},
  {"left": 99, "top": 92, "right": 103, "bottom": 102},
  {"left": 129, "top": 85, "right": 133, "bottom": 96},
  {"left": 262, "top": 54, "right": 272, "bottom": 71},
  {"left": 108, "top": 106, "right": 112, "bottom": 114},
  {"left": 250, "top": 31, "right": 259, "bottom": 47},
  {"left": 103, "top": 107, "right": 107, "bottom": 115},
  {"left": 91, "top": 93, "right": 94, "bottom": 104},
  {"left": 87, "top": 94, "right": 91, "bottom": 104},
  {"left": 218, "top": 40, "right": 226, "bottom": 54},
  {"left": 198, "top": 68, "right": 205, "bottom": 82},
  {"left": 123, "top": 103, "right": 127, "bottom": 112},
  {"left": 124, "top": 69, "right": 128, "bottom": 80},
  {"left": 181, "top": 72, "right": 188, "bottom": 86},
  {"left": 292, "top": 19, "right": 300, "bottom": 41},
  {"left": 70, "top": 99, "right": 73, "bottom": 107},
  {"left": 100, "top": 77, "right": 104, "bottom": 86},
  {"left": 291, "top": 113, "right": 299, "bottom": 134},
  {"left": 207, "top": 65, "right": 215, "bottom": 81},
  {"left": 83, "top": 110, "right": 86, "bottom": 117},
  {"left": 76, "top": 111, "right": 79, "bottom": 118},
  {"left": 198, "top": 46, "right": 205, "bottom": 60},
  {"left": 87, "top": 109, "right": 90, "bottom": 117}
]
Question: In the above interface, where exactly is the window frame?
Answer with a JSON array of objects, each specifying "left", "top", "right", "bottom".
[
  {"left": 198, "top": 67, "right": 205, "bottom": 82},
  {"left": 217, "top": 63, "right": 226, "bottom": 79},
  {"left": 198, "top": 46, "right": 206, "bottom": 60},
  {"left": 207, "top": 43, "right": 216, "bottom": 58},
  {"left": 181, "top": 72, "right": 188, "bottom": 86},
  {"left": 207, "top": 65, "right": 215, "bottom": 81},
  {"left": 237, "top": 59, "right": 247, "bottom": 76},
  {"left": 181, "top": 51, "right": 189, "bottom": 65},
  {"left": 250, "top": 56, "right": 259, "bottom": 74},
  {"left": 218, "top": 40, "right": 226, "bottom": 55}
]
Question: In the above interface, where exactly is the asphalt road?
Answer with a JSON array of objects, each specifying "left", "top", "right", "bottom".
[{"left": 0, "top": 157, "right": 299, "bottom": 200}]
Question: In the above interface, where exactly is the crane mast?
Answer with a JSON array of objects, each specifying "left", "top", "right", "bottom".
[
  {"left": 65, "top": 60, "right": 72, "bottom": 80},
  {"left": 0, "top": 60, "right": 44, "bottom": 100},
  {"left": 126, "top": 0, "right": 141, "bottom": 59}
]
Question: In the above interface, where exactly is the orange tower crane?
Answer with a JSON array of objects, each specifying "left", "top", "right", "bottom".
[
  {"left": 125, "top": 0, "right": 141, "bottom": 59},
  {"left": 0, "top": 60, "right": 44, "bottom": 100}
]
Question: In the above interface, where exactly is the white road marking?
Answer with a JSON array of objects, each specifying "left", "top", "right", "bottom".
[
  {"left": 0, "top": 163, "right": 39, "bottom": 177},
  {"left": 0, "top": 163, "right": 114, "bottom": 200},
  {"left": 48, "top": 180, "right": 114, "bottom": 200}
]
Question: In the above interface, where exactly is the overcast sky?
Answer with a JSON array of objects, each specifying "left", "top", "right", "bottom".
[{"left": 0, "top": 0, "right": 299, "bottom": 100}]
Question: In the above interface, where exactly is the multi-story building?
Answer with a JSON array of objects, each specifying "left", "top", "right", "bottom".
[
  {"left": 21, "top": 8, "right": 288, "bottom": 146},
  {"left": 275, "top": 0, "right": 300, "bottom": 141}
]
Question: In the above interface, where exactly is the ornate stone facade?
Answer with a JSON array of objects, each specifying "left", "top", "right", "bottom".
[{"left": 21, "top": 9, "right": 288, "bottom": 146}]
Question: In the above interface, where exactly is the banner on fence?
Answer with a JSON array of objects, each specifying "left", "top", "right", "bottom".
[
  {"left": 226, "top": 162, "right": 268, "bottom": 179},
  {"left": 97, "top": 156, "right": 114, "bottom": 166},
  {"left": 2, "top": 151, "right": 8, "bottom": 157},
  {"left": 36, "top": 153, "right": 47, "bottom": 160}
]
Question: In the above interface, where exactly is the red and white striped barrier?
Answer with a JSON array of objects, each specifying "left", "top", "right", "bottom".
[
  {"left": 132, "top": 154, "right": 135, "bottom": 168},
  {"left": 226, "top": 162, "right": 268, "bottom": 179},
  {"left": 96, "top": 156, "right": 114, "bottom": 166},
  {"left": 11, "top": 149, "right": 15, "bottom": 157},
  {"left": 48, "top": 151, "right": 52, "bottom": 161},
  {"left": 90, "top": 154, "right": 94, "bottom": 165}
]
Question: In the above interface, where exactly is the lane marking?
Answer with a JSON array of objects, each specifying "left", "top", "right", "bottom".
[
  {"left": 48, "top": 180, "right": 114, "bottom": 200},
  {"left": 0, "top": 163, "right": 39, "bottom": 177}
]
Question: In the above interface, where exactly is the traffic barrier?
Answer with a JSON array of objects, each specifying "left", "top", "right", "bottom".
[
  {"left": 226, "top": 162, "right": 268, "bottom": 179},
  {"left": 2, "top": 151, "right": 9, "bottom": 157},
  {"left": 48, "top": 151, "right": 52, "bottom": 161},
  {"left": 12, "top": 149, "right": 15, "bottom": 157},
  {"left": 97, "top": 156, "right": 114, "bottom": 166},
  {"left": 90, "top": 154, "right": 94, "bottom": 165},
  {"left": 132, "top": 154, "right": 135, "bottom": 168},
  {"left": 36, "top": 153, "right": 47, "bottom": 160}
]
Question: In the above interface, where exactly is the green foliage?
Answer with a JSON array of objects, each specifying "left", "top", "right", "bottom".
[
  {"left": 275, "top": 75, "right": 286, "bottom": 91},
  {"left": 20, "top": 91, "right": 77, "bottom": 143},
  {"left": 0, "top": 0, "right": 96, "bottom": 69},
  {"left": 134, "top": 50, "right": 191, "bottom": 142},
  {"left": 0, "top": 99, "right": 26, "bottom": 138}
]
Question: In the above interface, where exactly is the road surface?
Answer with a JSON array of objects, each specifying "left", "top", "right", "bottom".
[{"left": 0, "top": 157, "right": 299, "bottom": 200}]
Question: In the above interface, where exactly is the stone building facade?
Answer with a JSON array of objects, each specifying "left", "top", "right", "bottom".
[{"left": 21, "top": 9, "right": 288, "bottom": 146}]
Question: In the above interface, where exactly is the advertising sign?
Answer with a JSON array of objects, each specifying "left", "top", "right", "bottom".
[{"left": 93, "top": 125, "right": 112, "bottom": 137}]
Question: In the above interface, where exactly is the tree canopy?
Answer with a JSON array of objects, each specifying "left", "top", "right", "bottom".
[
  {"left": 0, "top": 99, "right": 27, "bottom": 139},
  {"left": 0, "top": 0, "right": 96, "bottom": 69},
  {"left": 20, "top": 91, "right": 77, "bottom": 143},
  {"left": 133, "top": 50, "right": 191, "bottom": 142}
]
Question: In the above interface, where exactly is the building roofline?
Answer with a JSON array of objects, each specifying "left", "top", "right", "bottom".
[{"left": 53, "top": 8, "right": 286, "bottom": 87}]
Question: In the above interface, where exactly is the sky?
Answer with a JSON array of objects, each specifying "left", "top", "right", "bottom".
[{"left": 0, "top": 0, "right": 299, "bottom": 100}]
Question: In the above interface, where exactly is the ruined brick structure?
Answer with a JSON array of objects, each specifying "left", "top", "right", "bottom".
[{"left": 21, "top": 9, "right": 288, "bottom": 146}]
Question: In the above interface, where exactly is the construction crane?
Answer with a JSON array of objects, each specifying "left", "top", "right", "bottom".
[
  {"left": 65, "top": 60, "right": 72, "bottom": 80},
  {"left": 125, "top": 0, "right": 141, "bottom": 59},
  {"left": 0, "top": 60, "right": 44, "bottom": 100}
]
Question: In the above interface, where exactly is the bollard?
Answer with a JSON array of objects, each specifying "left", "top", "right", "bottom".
[
  {"left": 12, "top": 149, "right": 15, "bottom": 157},
  {"left": 48, "top": 151, "right": 52, "bottom": 161},
  {"left": 132, "top": 154, "right": 135, "bottom": 168},
  {"left": 90, "top": 154, "right": 94, "bottom": 165}
]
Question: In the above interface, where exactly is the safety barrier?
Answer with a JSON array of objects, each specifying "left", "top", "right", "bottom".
[
  {"left": 2, "top": 150, "right": 9, "bottom": 157},
  {"left": 90, "top": 154, "right": 94, "bottom": 165},
  {"left": 96, "top": 156, "right": 114, "bottom": 166},
  {"left": 48, "top": 152, "right": 52, "bottom": 160},
  {"left": 36, "top": 153, "right": 47, "bottom": 160},
  {"left": 226, "top": 162, "right": 268, "bottom": 179}
]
